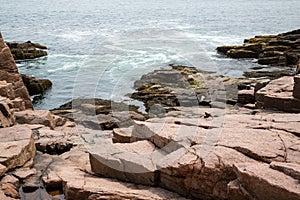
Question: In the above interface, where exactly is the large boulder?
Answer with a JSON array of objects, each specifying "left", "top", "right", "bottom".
[{"left": 0, "top": 33, "right": 33, "bottom": 109}]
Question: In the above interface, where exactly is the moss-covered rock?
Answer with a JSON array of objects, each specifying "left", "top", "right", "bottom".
[
  {"left": 227, "top": 49, "right": 259, "bottom": 58},
  {"left": 216, "top": 29, "right": 300, "bottom": 66}
]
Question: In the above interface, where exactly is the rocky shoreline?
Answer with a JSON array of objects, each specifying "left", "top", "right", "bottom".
[
  {"left": 217, "top": 29, "right": 300, "bottom": 67},
  {"left": 0, "top": 31, "right": 300, "bottom": 200}
]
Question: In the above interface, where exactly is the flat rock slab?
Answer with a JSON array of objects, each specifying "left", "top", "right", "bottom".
[
  {"left": 0, "top": 125, "right": 35, "bottom": 170},
  {"left": 41, "top": 148, "right": 187, "bottom": 200},
  {"left": 89, "top": 140, "right": 158, "bottom": 186},
  {"left": 218, "top": 127, "right": 285, "bottom": 163},
  {"left": 270, "top": 161, "right": 300, "bottom": 181},
  {"left": 234, "top": 163, "right": 300, "bottom": 200}
]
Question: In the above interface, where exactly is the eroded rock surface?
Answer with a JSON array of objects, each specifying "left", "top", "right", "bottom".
[
  {"left": 89, "top": 105, "right": 300, "bottom": 200},
  {"left": 0, "top": 33, "right": 33, "bottom": 109}
]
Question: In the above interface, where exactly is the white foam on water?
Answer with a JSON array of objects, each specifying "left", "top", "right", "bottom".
[
  {"left": 55, "top": 30, "right": 96, "bottom": 41},
  {"left": 48, "top": 54, "right": 89, "bottom": 59}
]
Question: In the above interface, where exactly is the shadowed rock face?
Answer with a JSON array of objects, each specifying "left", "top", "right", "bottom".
[
  {"left": 21, "top": 74, "right": 52, "bottom": 96},
  {"left": 0, "top": 33, "right": 33, "bottom": 110}
]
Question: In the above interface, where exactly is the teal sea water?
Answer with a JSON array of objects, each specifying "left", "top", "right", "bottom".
[{"left": 0, "top": 0, "right": 299, "bottom": 109}]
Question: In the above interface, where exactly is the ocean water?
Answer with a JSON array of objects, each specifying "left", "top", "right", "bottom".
[{"left": 0, "top": 0, "right": 299, "bottom": 110}]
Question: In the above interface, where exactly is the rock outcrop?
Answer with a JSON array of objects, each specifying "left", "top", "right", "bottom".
[
  {"left": 0, "top": 33, "right": 33, "bottom": 110},
  {"left": 130, "top": 64, "right": 263, "bottom": 112},
  {"left": 21, "top": 74, "right": 52, "bottom": 96},
  {"left": 217, "top": 29, "right": 300, "bottom": 66},
  {"left": 0, "top": 30, "right": 299, "bottom": 199},
  {"left": 255, "top": 76, "right": 300, "bottom": 112},
  {"left": 5, "top": 41, "right": 47, "bottom": 60},
  {"left": 89, "top": 106, "right": 300, "bottom": 200}
]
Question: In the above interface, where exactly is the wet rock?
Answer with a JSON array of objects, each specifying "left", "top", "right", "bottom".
[
  {"left": 233, "top": 163, "right": 300, "bottom": 200},
  {"left": 244, "top": 35, "right": 276, "bottom": 44},
  {"left": 0, "top": 33, "right": 32, "bottom": 109},
  {"left": 6, "top": 41, "right": 47, "bottom": 60},
  {"left": 53, "top": 99, "right": 146, "bottom": 131},
  {"left": 130, "top": 65, "right": 232, "bottom": 111},
  {"left": 263, "top": 45, "right": 290, "bottom": 52},
  {"left": 217, "top": 29, "right": 300, "bottom": 66},
  {"left": 21, "top": 74, "right": 52, "bottom": 96},
  {"left": 15, "top": 110, "right": 55, "bottom": 129},
  {"left": 0, "top": 125, "right": 35, "bottom": 171},
  {"left": 227, "top": 49, "right": 259, "bottom": 58},
  {"left": 55, "top": 98, "right": 140, "bottom": 115},
  {"left": 243, "top": 69, "right": 294, "bottom": 79},
  {"left": 257, "top": 55, "right": 286, "bottom": 66},
  {"left": 216, "top": 46, "right": 243, "bottom": 54}
]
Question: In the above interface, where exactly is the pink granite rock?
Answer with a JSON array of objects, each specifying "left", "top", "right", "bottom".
[
  {"left": 0, "top": 33, "right": 32, "bottom": 110},
  {"left": 256, "top": 76, "right": 300, "bottom": 112}
]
